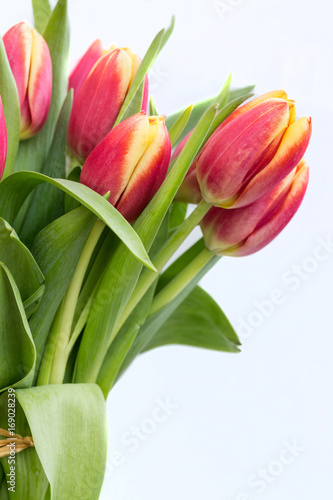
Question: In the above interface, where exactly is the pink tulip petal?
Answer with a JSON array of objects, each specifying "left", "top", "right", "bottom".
[
  {"left": 235, "top": 117, "right": 312, "bottom": 207},
  {"left": 68, "top": 49, "right": 133, "bottom": 161},
  {"left": 197, "top": 98, "right": 290, "bottom": 206},
  {"left": 233, "top": 163, "right": 309, "bottom": 256},
  {"left": 116, "top": 116, "right": 171, "bottom": 221},
  {"left": 3, "top": 22, "right": 32, "bottom": 107},
  {"left": 80, "top": 112, "right": 149, "bottom": 205},
  {"left": 69, "top": 39, "right": 103, "bottom": 96}
]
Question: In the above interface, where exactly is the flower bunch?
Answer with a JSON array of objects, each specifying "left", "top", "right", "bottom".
[{"left": 0, "top": 3, "right": 312, "bottom": 500}]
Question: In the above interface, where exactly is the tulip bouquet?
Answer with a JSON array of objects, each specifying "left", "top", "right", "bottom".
[{"left": 0, "top": 1, "right": 312, "bottom": 499}]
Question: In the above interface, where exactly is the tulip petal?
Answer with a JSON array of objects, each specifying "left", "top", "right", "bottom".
[
  {"left": 68, "top": 49, "right": 133, "bottom": 161},
  {"left": 68, "top": 39, "right": 104, "bottom": 96},
  {"left": 0, "top": 98, "right": 7, "bottom": 179},
  {"left": 20, "top": 28, "right": 53, "bottom": 140},
  {"left": 233, "top": 163, "right": 309, "bottom": 256},
  {"left": 197, "top": 99, "right": 290, "bottom": 206},
  {"left": 235, "top": 116, "right": 312, "bottom": 207},
  {"left": 116, "top": 116, "right": 171, "bottom": 221},
  {"left": 3, "top": 22, "right": 32, "bottom": 107},
  {"left": 80, "top": 112, "right": 149, "bottom": 205},
  {"left": 175, "top": 162, "right": 202, "bottom": 204}
]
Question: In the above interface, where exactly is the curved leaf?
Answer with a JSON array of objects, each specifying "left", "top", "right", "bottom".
[
  {"left": 144, "top": 285, "right": 240, "bottom": 352},
  {"left": 0, "top": 264, "right": 36, "bottom": 393},
  {"left": 0, "top": 172, "right": 153, "bottom": 269},
  {"left": 32, "top": 0, "right": 52, "bottom": 33},
  {"left": 0, "top": 218, "right": 45, "bottom": 317},
  {"left": 16, "top": 384, "right": 108, "bottom": 500}
]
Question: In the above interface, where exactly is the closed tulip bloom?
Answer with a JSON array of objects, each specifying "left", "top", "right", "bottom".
[
  {"left": 3, "top": 22, "right": 52, "bottom": 140},
  {"left": 196, "top": 91, "right": 311, "bottom": 208},
  {"left": 0, "top": 98, "right": 7, "bottom": 180},
  {"left": 201, "top": 160, "right": 309, "bottom": 257},
  {"left": 80, "top": 112, "right": 171, "bottom": 222},
  {"left": 68, "top": 43, "right": 149, "bottom": 162}
]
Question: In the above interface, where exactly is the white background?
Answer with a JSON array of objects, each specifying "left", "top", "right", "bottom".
[{"left": 1, "top": 0, "right": 333, "bottom": 498}]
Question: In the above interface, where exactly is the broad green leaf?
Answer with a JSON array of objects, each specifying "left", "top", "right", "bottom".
[
  {"left": 165, "top": 83, "right": 256, "bottom": 142},
  {"left": 74, "top": 105, "right": 217, "bottom": 384},
  {"left": 120, "top": 79, "right": 145, "bottom": 122},
  {"left": 0, "top": 264, "right": 36, "bottom": 393},
  {"left": 168, "top": 105, "right": 193, "bottom": 148},
  {"left": 0, "top": 218, "right": 44, "bottom": 316},
  {"left": 0, "top": 172, "right": 153, "bottom": 269},
  {"left": 144, "top": 285, "right": 240, "bottom": 352},
  {"left": 0, "top": 393, "right": 49, "bottom": 499},
  {"left": 64, "top": 166, "right": 81, "bottom": 213},
  {"left": 14, "top": 0, "right": 69, "bottom": 174},
  {"left": 29, "top": 207, "right": 95, "bottom": 374},
  {"left": 16, "top": 384, "right": 107, "bottom": 500},
  {"left": 32, "top": 0, "right": 52, "bottom": 33},
  {"left": 0, "top": 39, "right": 20, "bottom": 178},
  {"left": 114, "top": 17, "right": 175, "bottom": 126},
  {"left": 19, "top": 91, "right": 73, "bottom": 247}
]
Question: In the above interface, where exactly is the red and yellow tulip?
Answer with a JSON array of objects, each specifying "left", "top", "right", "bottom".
[
  {"left": 80, "top": 111, "right": 171, "bottom": 222},
  {"left": 3, "top": 22, "right": 52, "bottom": 140},
  {"left": 174, "top": 91, "right": 311, "bottom": 209},
  {"left": 201, "top": 160, "right": 309, "bottom": 256},
  {"left": 0, "top": 97, "right": 7, "bottom": 180},
  {"left": 68, "top": 41, "right": 148, "bottom": 162}
]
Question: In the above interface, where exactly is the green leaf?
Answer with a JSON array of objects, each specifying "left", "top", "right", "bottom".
[
  {"left": 168, "top": 202, "right": 188, "bottom": 232},
  {"left": 16, "top": 384, "right": 108, "bottom": 500},
  {"left": 114, "top": 242, "right": 219, "bottom": 381},
  {"left": 14, "top": 0, "right": 69, "bottom": 174},
  {"left": 97, "top": 213, "right": 170, "bottom": 396},
  {"left": 0, "top": 171, "right": 153, "bottom": 269},
  {"left": 0, "top": 393, "right": 49, "bottom": 499},
  {"left": 168, "top": 105, "right": 193, "bottom": 148},
  {"left": 165, "top": 82, "right": 256, "bottom": 142},
  {"left": 64, "top": 166, "right": 81, "bottom": 213},
  {"left": 114, "top": 17, "right": 175, "bottom": 126},
  {"left": 0, "top": 263, "right": 36, "bottom": 393},
  {"left": 0, "top": 218, "right": 45, "bottom": 317},
  {"left": 120, "top": 79, "right": 145, "bottom": 123},
  {"left": 149, "top": 96, "right": 158, "bottom": 116},
  {"left": 0, "top": 38, "right": 20, "bottom": 178},
  {"left": 74, "top": 105, "right": 217, "bottom": 384},
  {"left": 32, "top": 0, "right": 52, "bottom": 33},
  {"left": 29, "top": 207, "right": 95, "bottom": 374},
  {"left": 144, "top": 285, "right": 240, "bottom": 352},
  {"left": 19, "top": 91, "right": 73, "bottom": 247}
]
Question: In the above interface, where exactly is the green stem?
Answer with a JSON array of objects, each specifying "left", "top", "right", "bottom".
[
  {"left": 112, "top": 199, "right": 211, "bottom": 339},
  {"left": 48, "top": 219, "right": 105, "bottom": 384},
  {"left": 149, "top": 247, "right": 214, "bottom": 316}
]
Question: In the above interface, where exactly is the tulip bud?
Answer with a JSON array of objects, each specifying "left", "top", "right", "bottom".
[
  {"left": 201, "top": 160, "right": 309, "bottom": 257},
  {"left": 0, "top": 97, "right": 7, "bottom": 180},
  {"left": 68, "top": 42, "right": 149, "bottom": 162},
  {"left": 80, "top": 112, "right": 171, "bottom": 222},
  {"left": 3, "top": 22, "right": 52, "bottom": 140},
  {"left": 196, "top": 91, "right": 311, "bottom": 208}
]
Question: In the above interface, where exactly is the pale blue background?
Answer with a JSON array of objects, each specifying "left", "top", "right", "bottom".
[{"left": 1, "top": 0, "right": 332, "bottom": 498}]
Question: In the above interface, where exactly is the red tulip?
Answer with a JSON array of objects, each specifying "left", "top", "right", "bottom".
[
  {"left": 201, "top": 160, "right": 309, "bottom": 257},
  {"left": 0, "top": 97, "right": 7, "bottom": 179},
  {"left": 80, "top": 112, "right": 171, "bottom": 222},
  {"left": 68, "top": 42, "right": 149, "bottom": 162},
  {"left": 174, "top": 91, "right": 311, "bottom": 208},
  {"left": 197, "top": 91, "right": 311, "bottom": 208},
  {"left": 3, "top": 22, "right": 52, "bottom": 140}
]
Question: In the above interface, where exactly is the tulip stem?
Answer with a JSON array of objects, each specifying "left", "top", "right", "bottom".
[
  {"left": 111, "top": 199, "right": 211, "bottom": 340},
  {"left": 47, "top": 218, "right": 106, "bottom": 385},
  {"left": 148, "top": 247, "right": 216, "bottom": 316}
]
